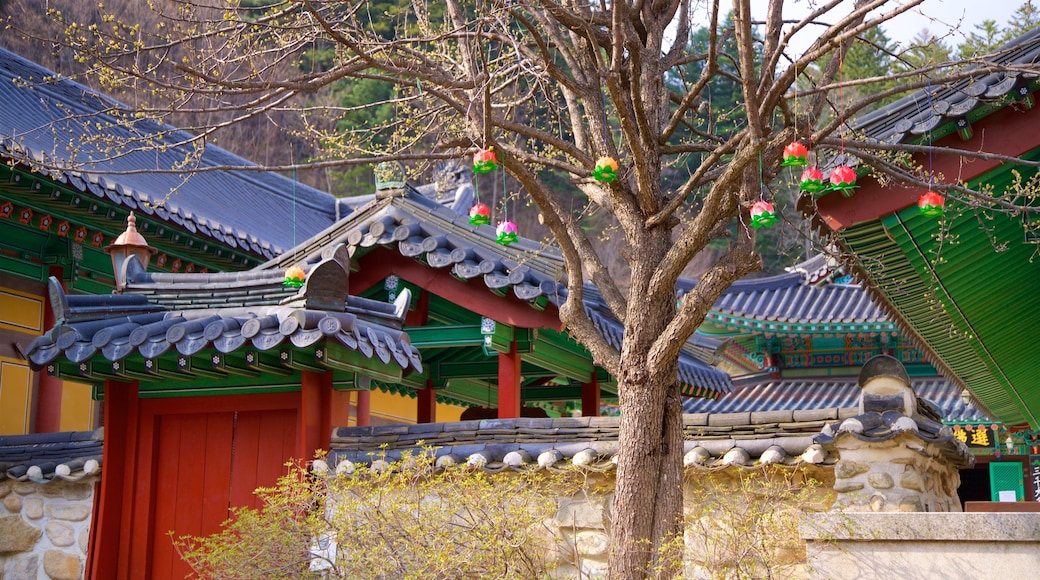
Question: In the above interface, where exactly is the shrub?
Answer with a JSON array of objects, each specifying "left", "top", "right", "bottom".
[{"left": 174, "top": 450, "right": 568, "bottom": 579}]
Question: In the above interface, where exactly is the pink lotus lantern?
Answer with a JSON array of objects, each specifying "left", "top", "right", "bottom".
[
  {"left": 592, "top": 156, "right": 619, "bottom": 183},
  {"left": 473, "top": 148, "right": 499, "bottom": 174},
  {"left": 917, "top": 191, "right": 945, "bottom": 216},
  {"left": 468, "top": 203, "right": 491, "bottom": 226},
  {"left": 750, "top": 200, "right": 778, "bottom": 229},
  {"left": 495, "top": 220, "right": 519, "bottom": 245},
  {"left": 828, "top": 164, "right": 858, "bottom": 196},
  {"left": 781, "top": 141, "right": 808, "bottom": 167},
  {"left": 799, "top": 167, "right": 826, "bottom": 193}
]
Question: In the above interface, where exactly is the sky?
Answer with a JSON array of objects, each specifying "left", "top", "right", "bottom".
[{"left": 741, "top": 0, "right": 1028, "bottom": 53}]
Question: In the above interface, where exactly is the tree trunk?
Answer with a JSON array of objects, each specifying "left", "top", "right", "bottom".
[{"left": 609, "top": 370, "right": 685, "bottom": 579}]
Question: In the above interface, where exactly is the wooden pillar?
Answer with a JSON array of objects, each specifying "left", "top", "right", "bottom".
[
  {"left": 300, "top": 371, "right": 331, "bottom": 460},
  {"left": 581, "top": 373, "right": 600, "bottom": 417},
  {"left": 417, "top": 378, "right": 436, "bottom": 424},
  {"left": 497, "top": 340, "right": 521, "bottom": 419},
  {"left": 35, "top": 267, "right": 64, "bottom": 432},
  {"left": 355, "top": 390, "right": 371, "bottom": 426},
  {"left": 87, "top": 379, "right": 138, "bottom": 580},
  {"left": 322, "top": 387, "right": 351, "bottom": 446}
]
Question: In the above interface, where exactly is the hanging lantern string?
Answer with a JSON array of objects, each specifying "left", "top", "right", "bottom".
[{"left": 927, "top": 77, "right": 934, "bottom": 190}]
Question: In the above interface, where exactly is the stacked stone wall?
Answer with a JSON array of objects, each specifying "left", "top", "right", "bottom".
[
  {"left": 542, "top": 467, "right": 835, "bottom": 578},
  {"left": 830, "top": 436, "right": 963, "bottom": 513},
  {"left": 0, "top": 479, "right": 95, "bottom": 580}
]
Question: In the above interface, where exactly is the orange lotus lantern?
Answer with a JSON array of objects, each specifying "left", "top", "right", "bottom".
[
  {"left": 284, "top": 265, "right": 306, "bottom": 288},
  {"left": 592, "top": 156, "right": 619, "bottom": 183}
]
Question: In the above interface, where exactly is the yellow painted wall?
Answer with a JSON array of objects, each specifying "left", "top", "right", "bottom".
[
  {"left": 59, "top": 380, "right": 97, "bottom": 431},
  {"left": 0, "top": 286, "right": 43, "bottom": 333},
  {"left": 0, "top": 358, "right": 32, "bottom": 434},
  {"left": 344, "top": 389, "right": 465, "bottom": 426}
]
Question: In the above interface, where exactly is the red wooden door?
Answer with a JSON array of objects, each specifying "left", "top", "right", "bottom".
[{"left": 147, "top": 407, "right": 297, "bottom": 579}]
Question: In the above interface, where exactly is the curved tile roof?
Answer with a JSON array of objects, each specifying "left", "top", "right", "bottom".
[
  {"left": 851, "top": 28, "right": 1040, "bottom": 144},
  {"left": 682, "top": 377, "right": 991, "bottom": 423},
  {"left": 0, "top": 430, "right": 103, "bottom": 483},
  {"left": 328, "top": 413, "right": 839, "bottom": 474},
  {"left": 23, "top": 262, "right": 422, "bottom": 376},
  {"left": 0, "top": 47, "right": 343, "bottom": 259},
  {"left": 266, "top": 187, "right": 732, "bottom": 397},
  {"left": 688, "top": 267, "right": 890, "bottom": 335}
]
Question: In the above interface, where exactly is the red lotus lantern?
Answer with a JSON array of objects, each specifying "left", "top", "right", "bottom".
[
  {"left": 799, "top": 167, "right": 826, "bottom": 193},
  {"left": 918, "top": 191, "right": 945, "bottom": 216},
  {"left": 468, "top": 203, "right": 491, "bottom": 226},
  {"left": 284, "top": 265, "right": 306, "bottom": 288},
  {"left": 828, "top": 165, "right": 858, "bottom": 196},
  {"left": 473, "top": 148, "right": 499, "bottom": 174},
  {"left": 495, "top": 220, "right": 518, "bottom": 245},
  {"left": 781, "top": 141, "right": 809, "bottom": 167},
  {"left": 750, "top": 200, "right": 778, "bottom": 229},
  {"left": 592, "top": 156, "right": 619, "bottom": 183}
]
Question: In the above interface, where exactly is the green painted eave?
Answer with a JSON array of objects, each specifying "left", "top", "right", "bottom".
[
  {"left": 838, "top": 148, "right": 1040, "bottom": 428},
  {"left": 700, "top": 311, "right": 898, "bottom": 336}
]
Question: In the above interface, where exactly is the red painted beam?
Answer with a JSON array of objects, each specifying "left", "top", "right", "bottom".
[
  {"left": 351, "top": 247, "right": 563, "bottom": 331},
  {"left": 497, "top": 341, "right": 521, "bottom": 419},
  {"left": 816, "top": 104, "right": 1040, "bottom": 231}
]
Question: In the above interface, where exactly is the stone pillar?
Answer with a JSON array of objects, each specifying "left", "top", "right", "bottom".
[{"left": 816, "top": 355, "right": 974, "bottom": 513}]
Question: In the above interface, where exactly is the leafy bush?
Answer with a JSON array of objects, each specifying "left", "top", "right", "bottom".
[{"left": 174, "top": 451, "right": 569, "bottom": 579}]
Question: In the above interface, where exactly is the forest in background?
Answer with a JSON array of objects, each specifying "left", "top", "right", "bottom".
[{"left": 1, "top": 0, "right": 1037, "bottom": 278}]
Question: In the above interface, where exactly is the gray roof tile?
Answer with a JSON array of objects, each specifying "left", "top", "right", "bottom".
[
  {"left": 0, "top": 47, "right": 343, "bottom": 259},
  {"left": 0, "top": 430, "right": 103, "bottom": 483}
]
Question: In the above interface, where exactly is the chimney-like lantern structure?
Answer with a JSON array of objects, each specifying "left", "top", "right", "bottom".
[{"left": 105, "top": 212, "right": 157, "bottom": 292}]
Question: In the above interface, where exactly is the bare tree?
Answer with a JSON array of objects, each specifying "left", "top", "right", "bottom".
[{"left": 22, "top": 0, "right": 1039, "bottom": 577}]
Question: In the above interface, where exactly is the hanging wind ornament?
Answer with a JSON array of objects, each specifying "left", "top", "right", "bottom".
[
  {"left": 283, "top": 265, "right": 306, "bottom": 288},
  {"left": 473, "top": 148, "right": 499, "bottom": 174},
  {"left": 592, "top": 156, "right": 619, "bottom": 183},
  {"left": 781, "top": 142, "right": 809, "bottom": 167},
  {"left": 917, "top": 191, "right": 945, "bottom": 216},
  {"left": 468, "top": 203, "right": 491, "bottom": 226},
  {"left": 828, "top": 165, "right": 858, "bottom": 196},
  {"left": 750, "top": 200, "right": 778, "bottom": 229},
  {"left": 496, "top": 220, "right": 518, "bottom": 245},
  {"left": 799, "top": 167, "right": 826, "bottom": 193}
]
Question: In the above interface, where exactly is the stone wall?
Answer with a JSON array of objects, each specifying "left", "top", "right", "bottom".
[
  {"left": 0, "top": 479, "right": 95, "bottom": 580},
  {"left": 802, "top": 512, "right": 1040, "bottom": 578},
  {"left": 543, "top": 467, "right": 835, "bottom": 579}
]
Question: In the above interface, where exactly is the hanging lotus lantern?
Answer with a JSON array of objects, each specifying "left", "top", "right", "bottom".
[
  {"left": 781, "top": 141, "right": 809, "bottom": 167},
  {"left": 284, "top": 265, "right": 306, "bottom": 288},
  {"left": 496, "top": 220, "right": 519, "bottom": 245},
  {"left": 468, "top": 203, "right": 491, "bottom": 226},
  {"left": 828, "top": 165, "right": 858, "bottom": 196},
  {"left": 473, "top": 148, "right": 499, "bottom": 174},
  {"left": 917, "top": 190, "right": 945, "bottom": 216},
  {"left": 749, "top": 200, "right": 778, "bottom": 229},
  {"left": 798, "top": 167, "right": 826, "bottom": 193},
  {"left": 592, "top": 156, "right": 619, "bottom": 183}
]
